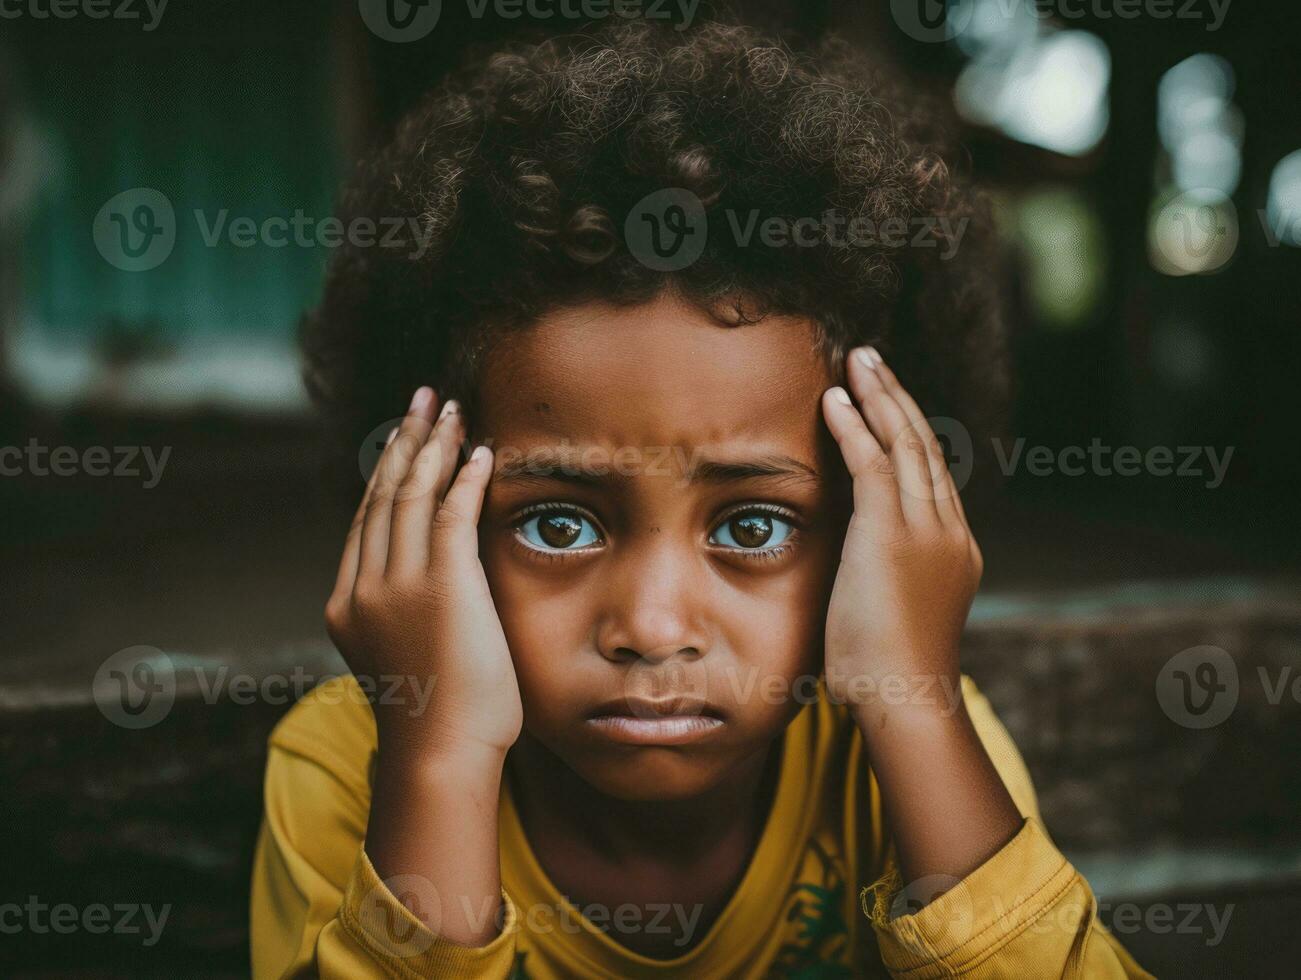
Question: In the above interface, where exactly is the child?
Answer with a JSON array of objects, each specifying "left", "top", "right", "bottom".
[{"left": 250, "top": 21, "right": 1149, "bottom": 978}]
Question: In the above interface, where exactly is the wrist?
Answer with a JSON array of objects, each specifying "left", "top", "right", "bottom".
[
  {"left": 375, "top": 717, "right": 510, "bottom": 781},
  {"left": 848, "top": 675, "right": 968, "bottom": 744}
]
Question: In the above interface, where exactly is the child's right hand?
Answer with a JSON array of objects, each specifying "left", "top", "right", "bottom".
[{"left": 323, "top": 387, "right": 522, "bottom": 761}]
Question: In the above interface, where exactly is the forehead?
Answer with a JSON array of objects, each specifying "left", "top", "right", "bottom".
[{"left": 477, "top": 295, "right": 835, "bottom": 450}]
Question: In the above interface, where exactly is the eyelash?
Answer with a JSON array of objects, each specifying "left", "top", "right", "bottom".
[{"left": 507, "top": 502, "right": 802, "bottom": 564}]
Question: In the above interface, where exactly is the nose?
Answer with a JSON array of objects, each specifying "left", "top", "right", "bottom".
[{"left": 595, "top": 538, "right": 711, "bottom": 665}]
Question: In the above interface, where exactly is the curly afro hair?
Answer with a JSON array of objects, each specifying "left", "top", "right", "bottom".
[{"left": 302, "top": 18, "right": 1007, "bottom": 489}]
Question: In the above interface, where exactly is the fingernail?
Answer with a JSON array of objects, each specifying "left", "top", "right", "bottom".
[
  {"left": 409, "top": 386, "right": 433, "bottom": 413},
  {"left": 830, "top": 386, "right": 852, "bottom": 406},
  {"left": 857, "top": 347, "right": 879, "bottom": 370},
  {"left": 385, "top": 427, "right": 398, "bottom": 445},
  {"left": 470, "top": 445, "right": 491, "bottom": 466},
  {"left": 439, "top": 398, "right": 459, "bottom": 421}
]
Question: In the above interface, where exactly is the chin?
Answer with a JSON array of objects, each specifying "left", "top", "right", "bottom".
[{"left": 570, "top": 749, "right": 734, "bottom": 802}]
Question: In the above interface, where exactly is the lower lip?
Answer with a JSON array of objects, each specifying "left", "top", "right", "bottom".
[{"left": 586, "top": 715, "right": 724, "bottom": 745}]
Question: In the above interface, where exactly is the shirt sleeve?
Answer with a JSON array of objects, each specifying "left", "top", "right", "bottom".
[
  {"left": 858, "top": 677, "right": 1154, "bottom": 979},
  {"left": 249, "top": 682, "right": 521, "bottom": 979}
]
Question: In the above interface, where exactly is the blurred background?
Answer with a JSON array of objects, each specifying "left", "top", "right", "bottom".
[{"left": 1, "top": 0, "right": 1298, "bottom": 975}]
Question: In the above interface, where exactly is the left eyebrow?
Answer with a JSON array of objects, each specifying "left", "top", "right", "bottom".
[
  {"left": 493, "top": 447, "right": 820, "bottom": 489},
  {"left": 688, "top": 454, "right": 821, "bottom": 488}
]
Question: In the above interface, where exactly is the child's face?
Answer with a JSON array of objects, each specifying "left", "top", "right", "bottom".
[{"left": 477, "top": 292, "right": 850, "bottom": 800}]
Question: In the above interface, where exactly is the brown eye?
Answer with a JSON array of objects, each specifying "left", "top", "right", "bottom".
[
  {"left": 538, "top": 513, "right": 581, "bottom": 548},
  {"left": 710, "top": 509, "right": 795, "bottom": 551},
  {"left": 729, "top": 514, "right": 772, "bottom": 548},
  {"left": 517, "top": 509, "right": 601, "bottom": 552}
]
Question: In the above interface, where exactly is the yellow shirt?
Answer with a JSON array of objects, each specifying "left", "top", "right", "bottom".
[{"left": 250, "top": 675, "right": 1151, "bottom": 978}]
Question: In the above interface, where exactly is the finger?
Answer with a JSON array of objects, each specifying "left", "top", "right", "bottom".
[
  {"left": 387, "top": 399, "right": 464, "bottom": 578},
  {"left": 358, "top": 386, "right": 437, "bottom": 581},
  {"left": 868, "top": 354, "right": 965, "bottom": 528},
  {"left": 428, "top": 400, "right": 467, "bottom": 505},
  {"left": 430, "top": 445, "right": 494, "bottom": 581},
  {"left": 846, "top": 348, "right": 939, "bottom": 526},
  {"left": 820, "top": 386, "right": 904, "bottom": 531},
  {"left": 331, "top": 428, "right": 390, "bottom": 603}
]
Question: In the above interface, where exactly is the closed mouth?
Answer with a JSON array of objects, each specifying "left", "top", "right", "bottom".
[{"left": 584, "top": 713, "right": 725, "bottom": 745}]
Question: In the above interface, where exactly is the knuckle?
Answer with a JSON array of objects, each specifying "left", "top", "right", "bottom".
[
  {"left": 431, "top": 501, "right": 467, "bottom": 533},
  {"left": 391, "top": 428, "right": 426, "bottom": 459},
  {"left": 323, "top": 596, "right": 350, "bottom": 635},
  {"left": 942, "top": 528, "right": 969, "bottom": 557},
  {"left": 365, "top": 483, "right": 395, "bottom": 513},
  {"left": 867, "top": 453, "right": 896, "bottom": 477},
  {"left": 901, "top": 436, "right": 928, "bottom": 457},
  {"left": 350, "top": 582, "right": 389, "bottom": 617},
  {"left": 394, "top": 469, "right": 435, "bottom": 504}
]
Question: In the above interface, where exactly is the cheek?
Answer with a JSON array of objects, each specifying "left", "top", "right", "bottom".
[
  {"left": 721, "top": 560, "right": 833, "bottom": 682},
  {"left": 481, "top": 547, "right": 595, "bottom": 710}
]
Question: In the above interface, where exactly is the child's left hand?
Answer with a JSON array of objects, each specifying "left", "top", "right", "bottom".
[{"left": 819, "top": 346, "right": 982, "bottom": 731}]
